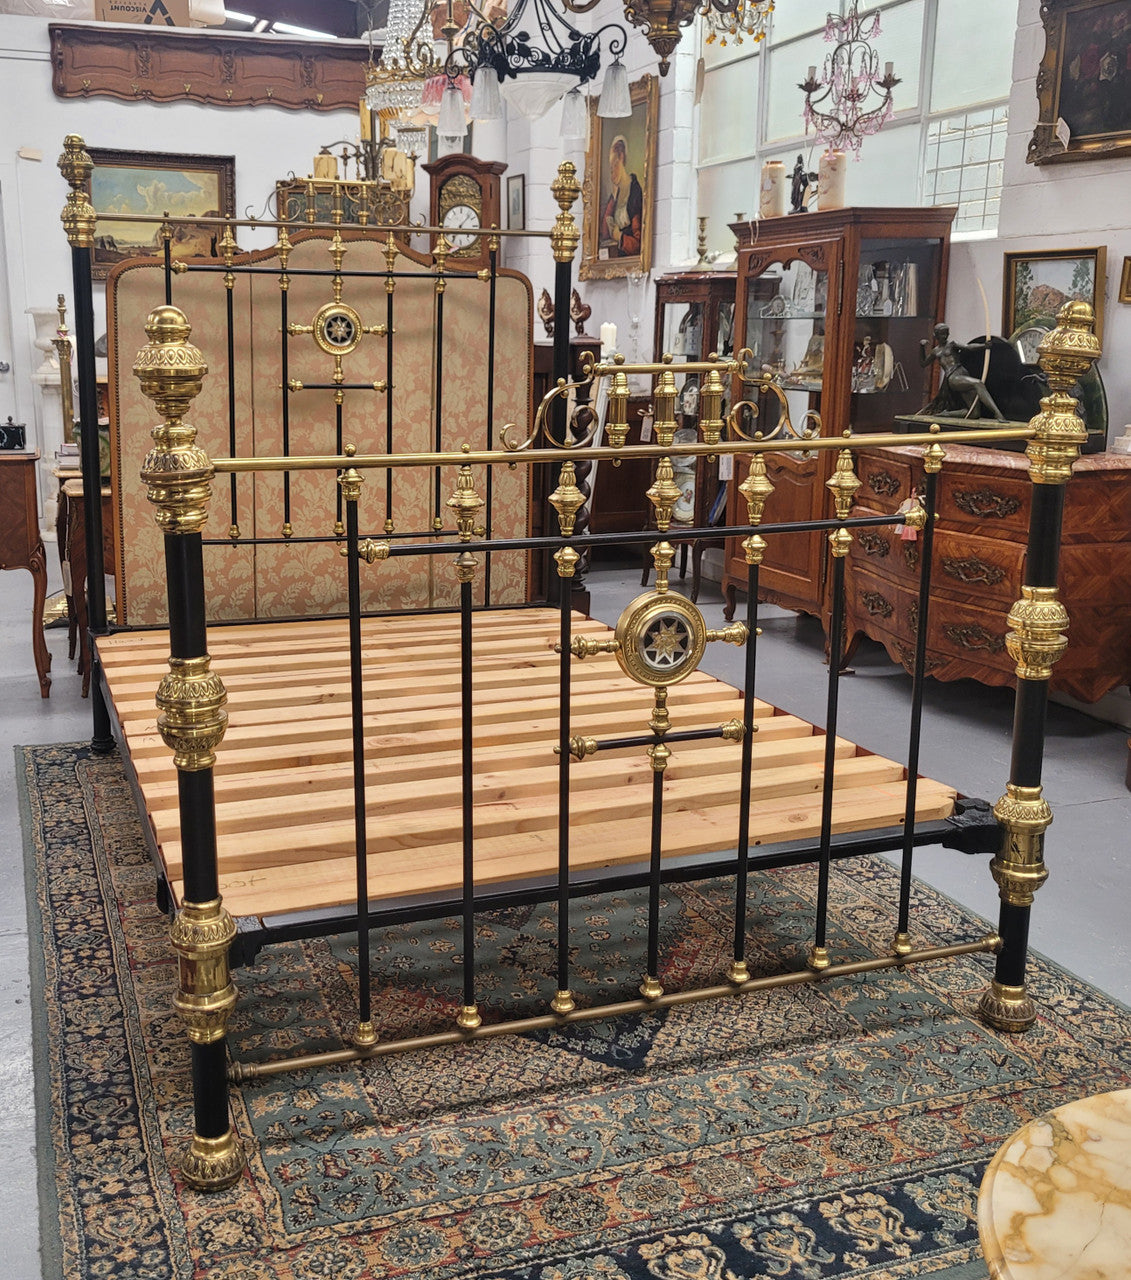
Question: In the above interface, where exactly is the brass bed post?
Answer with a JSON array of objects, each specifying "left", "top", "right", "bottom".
[
  {"left": 978, "top": 301, "right": 1101, "bottom": 1033},
  {"left": 549, "top": 162, "right": 582, "bottom": 604},
  {"left": 58, "top": 135, "right": 113, "bottom": 751},
  {"left": 134, "top": 306, "right": 245, "bottom": 1189}
]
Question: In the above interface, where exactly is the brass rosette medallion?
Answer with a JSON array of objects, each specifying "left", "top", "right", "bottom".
[
  {"left": 312, "top": 301, "right": 365, "bottom": 356},
  {"left": 613, "top": 591, "right": 708, "bottom": 687}
]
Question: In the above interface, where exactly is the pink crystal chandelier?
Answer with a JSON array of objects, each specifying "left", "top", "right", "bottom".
[{"left": 799, "top": 1, "right": 900, "bottom": 155}]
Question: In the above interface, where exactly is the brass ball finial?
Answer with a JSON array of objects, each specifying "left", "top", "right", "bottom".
[{"left": 144, "top": 304, "right": 193, "bottom": 346}]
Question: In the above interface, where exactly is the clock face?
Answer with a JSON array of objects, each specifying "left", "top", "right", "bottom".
[{"left": 442, "top": 202, "right": 481, "bottom": 252}]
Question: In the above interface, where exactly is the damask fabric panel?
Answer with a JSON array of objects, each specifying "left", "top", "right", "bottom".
[{"left": 108, "top": 235, "right": 532, "bottom": 626}]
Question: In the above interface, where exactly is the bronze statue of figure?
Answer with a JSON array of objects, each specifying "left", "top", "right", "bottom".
[
  {"left": 919, "top": 323, "right": 1005, "bottom": 420},
  {"left": 789, "top": 155, "right": 817, "bottom": 214}
]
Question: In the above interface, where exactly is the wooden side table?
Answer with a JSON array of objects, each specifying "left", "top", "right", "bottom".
[
  {"left": 59, "top": 477, "right": 115, "bottom": 698},
  {"left": 0, "top": 451, "right": 51, "bottom": 697}
]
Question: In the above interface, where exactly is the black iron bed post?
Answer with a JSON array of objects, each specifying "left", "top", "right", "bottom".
[
  {"left": 432, "top": 239, "right": 450, "bottom": 537},
  {"left": 484, "top": 230, "right": 499, "bottom": 604},
  {"left": 448, "top": 463, "right": 487, "bottom": 1030},
  {"left": 162, "top": 222, "right": 173, "bottom": 306},
  {"left": 133, "top": 304, "right": 245, "bottom": 1190},
  {"left": 549, "top": 163, "right": 582, "bottom": 605},
  {"left": 809, "top": 449, "right": 863, "bottom": 972},
  {"left": 548, "top": 464, "right": 586, "bottom": 1014},
  {"left": 383, "top": 234, "right": 397, "bottom": 536},
  {"left": 58, "top": 136, "right": 114, "bottom": 753},
  {"left": 893, "top": 439, "right": 943, "bottom": 953},
  {"left": 278, "top": 225, "right": 294, "bottom": 538},
  {"left": 341, "top": 457, "right": 378, "bottom": 1050},
  {"left": 978, "top": 301, "right": 1101, "bottom": 1033},
  {"left": 729, "top": 452, "right": 774, "bottom": 983}
]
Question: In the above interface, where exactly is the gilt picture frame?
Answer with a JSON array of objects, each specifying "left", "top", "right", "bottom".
[
  {"left": 85, "top": 148, "right": 235, "bottom": 280},
  {"left": 1027, "top": 0, "right": 1131, "bottom": 166},
  {"left": 1119, "top": 256, "right": 1131, "bottom": 304},
  {"left": 580, "top": 74, "right": 658, "bottom": 280},
  {"left": 1002, "top": 247, "right": 1107, "bottom": 345}
]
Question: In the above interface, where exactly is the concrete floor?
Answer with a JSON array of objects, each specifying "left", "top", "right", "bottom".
[{"left": 1, "top": 554, "right": 1129, "bottom": 1277}]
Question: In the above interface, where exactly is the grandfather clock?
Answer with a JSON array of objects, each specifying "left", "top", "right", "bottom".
[{"left": 422, "top": 153, "right": 507, "bottom": 271}]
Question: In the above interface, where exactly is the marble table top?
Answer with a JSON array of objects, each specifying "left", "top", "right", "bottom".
[{"left": 978, "top": 1087, "right": 1131, "bottom": 1279}]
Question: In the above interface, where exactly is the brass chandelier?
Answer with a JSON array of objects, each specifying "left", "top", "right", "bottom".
[{"left": 701, "top": 0, "right": 773, "bottom": 47}]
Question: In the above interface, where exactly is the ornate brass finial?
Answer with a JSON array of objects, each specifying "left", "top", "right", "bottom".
[
  {"left": 59, "top": 135, "right": 96, "bottom": 248},
  {"left": 699, "top": 364, "right": 726, "bottom": 446},
  {"left": 549, "top": 461, "right": 585, "bottom": 536},
  {"left": 650, "top": 540, "right": 675, "bottom": 593},
  {"left": 155, "top": 654, "right": 228, "bottom": 772},
  {"left": 135, "top": 306, "right": 213, "bottom": 535},
  {"left": 1005, "top": 585, "right": 1070, "bottom": 681},
  {"left": 338, "top": 466, "right": 363, "bottom": 504},
  {"left": 454, "top": 549, "right": 479, "bottom": 583},
  {"left": 447, "top": 465, "right": 485, "bottom": 541},
  {"left": 554, "top": 545, "right": 581, "bottom": 578},
  {"left": 988, "top": 782, "right": 1052, "bottom": 907},
  {"left": 649, "top": 686, "right": 670, "bottom": 735},
  {"left": 433, "top": 233, "right": 451, "bottom": 287},
  {"left": 652, "top": 365, "right": 678, "bottom": 447},
  {"left": 606, "top": 365, "right": 631, "bottom": 449},
  {"left": 742, "top": 532, "right": 767, "bottom": 565},
  {"left": 923, "top": 440, "right": 946, "bottom": 473},
  {"left": 647, "top": 458, "right": 682, "bottom": 531},
  {"left": 826, "top": 448, "right": 862, "bottom": 520},
  {"left": 383, "top": 232, "right": 398, "bottom": 293},
  {"left": 1028, "top": 300, "right": 1101, "bottom": 484},
  {"left": 550, "top": 161, "right": 581, "bottom": 264},
  {"left": 828, "top": 527, "right": 853, "bottom": 558},
  {"left": 219, "top": 222, "right": 238, "bottom": 268},
  {"left": 739, "top": 454, "right": 774, "bottom": 525}
]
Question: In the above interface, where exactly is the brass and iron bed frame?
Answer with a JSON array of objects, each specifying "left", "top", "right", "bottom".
[{"left": 59, "top": 134, "right": 1100, "bottom": 1192}]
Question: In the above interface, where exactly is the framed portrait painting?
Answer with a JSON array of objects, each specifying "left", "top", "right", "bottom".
[
  {"left": 86, "top": 148, "right": 235, "bottom": 280},
  {"left": 1028, "top": 0, "right": 1131, "bottom": 165},
  {"left": 580, "top": 74, "right": 658, "bottom": 280},
  {"left": 1002, "top": 247, "right": 1107, "bottom": 345}
]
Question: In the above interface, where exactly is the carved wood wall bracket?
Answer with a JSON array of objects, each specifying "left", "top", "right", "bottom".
[{"left": 50, "top": 23, "right": 368, "bottom": 112}]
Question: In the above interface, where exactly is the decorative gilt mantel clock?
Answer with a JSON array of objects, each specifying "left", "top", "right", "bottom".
[{"left": 422, "top": 153, "right": 507, "bottom": 271}]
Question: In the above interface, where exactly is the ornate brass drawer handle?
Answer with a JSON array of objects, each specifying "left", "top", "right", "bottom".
[
  {"left": 942, "top": 622, "right": 1005, "bottom": 654},
  {"left": 904, "top": 543, "right": 920, "bottom": 571},
  {"left": 857, "top": 530, "right": 890, "bottom": 558},
  {"left": 894, "top": 641, "right": 945, "bottom": 674},
  {"left": 862, "top": 590, "right": 894, "bottom": 618},
  {"left": 953, "top": 487, "right": 1021, "bottom": 520},
  {"left": 942, "top": 555, "right": 1006, "bottom": 586},
  {"left": 866, "top": 469, "right": 901, "bottom": 498}
]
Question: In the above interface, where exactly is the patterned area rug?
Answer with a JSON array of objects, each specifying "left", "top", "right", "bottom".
[{"left": 20, "top": 743, "right": 1131, "bottom": 1280}]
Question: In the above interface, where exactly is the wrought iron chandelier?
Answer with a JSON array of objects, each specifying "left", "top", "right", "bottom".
[
  {"left": 701, "top": 0, "right": 773, "bottom": 48},
  {"left": 799, "top": 1, "right": 900, "bottom": 156},
  {"left": 449, "top": 0, "right": 629, "bottom": 122},
  {"left": 562, "top": 0, "right": 701, "bottom": 75}
]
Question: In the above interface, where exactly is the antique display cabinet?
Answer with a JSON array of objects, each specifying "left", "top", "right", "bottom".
[
  {"left": 650, "top": 270, "right": 737, "bottom": 599},
  {"left": 721, "top": 206, "right": 955, "bottom": 619}
]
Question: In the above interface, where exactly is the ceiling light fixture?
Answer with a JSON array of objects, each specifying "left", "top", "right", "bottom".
[{"left": 701, "top": 0, "right": 773, "bottom": 47}]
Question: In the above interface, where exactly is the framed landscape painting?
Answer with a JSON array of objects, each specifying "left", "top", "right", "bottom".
[
  {"left": 1002, "top": 247, "right": 1107, "bottom": 345},
  {"left": 86, "top": 148, "right": 235, "bottom": 279}
]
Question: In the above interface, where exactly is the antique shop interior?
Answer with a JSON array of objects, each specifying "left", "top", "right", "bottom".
[{"left": 3, "top": 0, "right": 1131, "bottom": 1276}]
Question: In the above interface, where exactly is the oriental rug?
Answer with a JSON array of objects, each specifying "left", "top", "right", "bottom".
[{"left": 20, "top": 743, "right": 1131, "bottom": 1280}]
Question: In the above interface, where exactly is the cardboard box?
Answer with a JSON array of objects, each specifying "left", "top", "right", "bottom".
[{"left": 95, "top": 0, "right": 192, "bottom": 24}]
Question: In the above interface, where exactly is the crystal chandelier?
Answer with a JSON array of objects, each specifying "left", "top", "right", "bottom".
[
  {"left": 799, "top": 1, "right": 900, "bottom": 156},
  {"left": 701, "top": 0, "right": 773, "bottom": 47},
  {"left": 364, "top": 0, "right": 445, "bottom": 120}
]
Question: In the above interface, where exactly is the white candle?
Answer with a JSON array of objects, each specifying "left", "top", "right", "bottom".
[
  {"left": 884, "top": 61, "right": 894, "bottom": 78},
  {"left": 807, "top": 65, "right": 817, "bottom": 82},
  {"left": 600, "top": 322, "right": 617, "bottom": 352},
  {"left": 817, "top": 149, "right": 847, "bottom": 212},
  {"left": 759, "top": 160, "right": 787, "bottom": 219}
]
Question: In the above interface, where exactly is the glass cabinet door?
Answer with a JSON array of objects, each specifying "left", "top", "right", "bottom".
[
  {"left": 851, "top": 236, "right": 942, "bottom": 429},
  {"left": 741, "top": 258, "right": 829, "bottom": 439}
]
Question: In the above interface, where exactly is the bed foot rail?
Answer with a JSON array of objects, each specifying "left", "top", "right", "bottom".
[{"left": 978, "top": 301, "right": 1100, "bottom": 1035}]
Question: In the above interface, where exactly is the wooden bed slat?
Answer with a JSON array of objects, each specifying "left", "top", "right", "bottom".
[{"left": 98, "top": 608, "right": 958, "bottom": 919}]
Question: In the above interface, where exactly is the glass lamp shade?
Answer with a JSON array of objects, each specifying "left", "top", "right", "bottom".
[
  {"left": 498, "top": 71, "right": 577, "bottom": 120},
  {"left": 469, "top": 66, "right": 504, "bottom": 121},
  {"left": 437, "top": 82, "right": 469, "bottom": 138},
  {"left": 561, "top": 87, "right": 588, "bottom": 140},
  {"left": 597, "top": 59, "right": 631, "bottom": 118}
]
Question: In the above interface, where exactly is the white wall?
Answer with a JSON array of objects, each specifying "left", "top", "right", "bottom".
[
  {"left": 947, "top": 0, "right": 1130, "bottom": 437},
  {"left": 0, "top": 16, "right": 358, "bottom": 524}
]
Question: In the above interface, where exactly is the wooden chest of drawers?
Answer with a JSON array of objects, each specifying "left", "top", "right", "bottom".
[{"left": 845, "top": 445, "right": 1131, "bottom": 703}]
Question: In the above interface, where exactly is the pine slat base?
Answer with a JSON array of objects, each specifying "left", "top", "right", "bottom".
[{"left": 98, "top": 609, "right": 957, "bottom": 921}]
